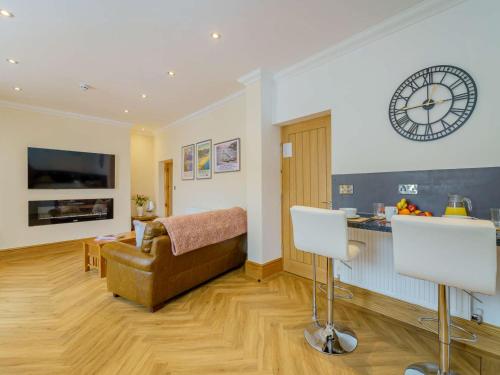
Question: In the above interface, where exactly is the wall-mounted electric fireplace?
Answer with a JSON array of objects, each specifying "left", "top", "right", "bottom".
[{"left": 29, "top": 199, "right": 113, "bottom": 226}]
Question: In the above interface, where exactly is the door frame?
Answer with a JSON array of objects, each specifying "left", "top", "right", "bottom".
[{"left": 163, "top": 159, "right": 173, "bottom": 217}]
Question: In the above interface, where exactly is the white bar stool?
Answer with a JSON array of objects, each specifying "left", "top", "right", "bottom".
[
  {"left": 290, "top": 206, "right": 365, "bottom": 355},
  {"left": 392, "top": 216, "right": 497, "bottom": 375}
]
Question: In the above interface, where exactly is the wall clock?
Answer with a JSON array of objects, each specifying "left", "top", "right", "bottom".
[{"left": 389, "top": 65, "right": 477, "bottom": 141}]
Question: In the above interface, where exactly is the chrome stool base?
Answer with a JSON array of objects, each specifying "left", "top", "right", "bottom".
[
  {"left": 304, "top": 321, "right": 358, "bottom": 355},
  {"left": 404, "top": 362, "right": 458, "bottom": 375}
]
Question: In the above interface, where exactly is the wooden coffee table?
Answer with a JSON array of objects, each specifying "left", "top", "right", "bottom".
[{"left": 83, "top": 232, "right": 136, "bottom": 278}]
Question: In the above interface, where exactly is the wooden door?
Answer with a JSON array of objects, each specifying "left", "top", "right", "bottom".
[
  {"left": 164, "top": 160, "right": 173, "bottom": 217},
  {"left": 281, "top": 115, "right": 331, "bottom": 283}
]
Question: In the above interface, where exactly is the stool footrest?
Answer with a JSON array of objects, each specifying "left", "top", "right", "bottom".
[
  {"left": 418, "top": 316, "right": 477, "bottom": 343},
  {"left": 318, "top": 284, "right": 354, "bottom": 300}
]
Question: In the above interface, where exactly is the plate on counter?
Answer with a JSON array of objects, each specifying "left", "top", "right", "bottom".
[{"left": 347, "top": 214, "right": 361, "bottom": 219}]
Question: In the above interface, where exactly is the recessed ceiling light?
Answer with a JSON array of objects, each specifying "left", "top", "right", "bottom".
[
  {"left": 0, "top": 9, "right": 14, "bottom": 17},
  {"left": 13, "top": 87, "right": 22, "bottom": 92},
  {"left": 168, "top": 71, "right": 175, "bottom": 77},
  {"left": 6, "top": 58, "right": 19, "bottom": 64},
  {"left": 141, "top": 128, "right": 145, "bottom": 131},
  {"left": 124, "top": 109, "right": 129, "bottom": 113},
  {"left": 141, "top": 93, "right": 147, "bottom": 99},
  {"left": 211, "top": 32, "right": 221, "bottom": 39}
]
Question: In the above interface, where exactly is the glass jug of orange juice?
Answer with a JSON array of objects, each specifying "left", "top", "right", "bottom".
[{"left": 444, "top": 194, "right": 472, "bottom": 216}]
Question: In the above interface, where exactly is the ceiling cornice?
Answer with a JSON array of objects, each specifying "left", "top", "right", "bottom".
[
  {"left": 237, "top": 68, "right": 276, "bottom": 87},
  {"left": 158, "top": 90, "right": 245, "bottom": 132},
  {"left": 0, "top": 99, "right": 133, "bottom": 128},
  {"left": 274, "top": 0, "right": 467, "bottom": 81},
  {"left": 237, "top": 69, "right": 264, "bottom": 86}
]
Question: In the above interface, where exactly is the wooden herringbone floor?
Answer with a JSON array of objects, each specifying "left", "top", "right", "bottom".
[{"left": 0, "top": 242, "right": 482, "bottom": 375}]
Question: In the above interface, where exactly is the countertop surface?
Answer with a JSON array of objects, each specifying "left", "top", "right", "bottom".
[{"left": 347, "top": 215, "right": 500, "bottom": 246}]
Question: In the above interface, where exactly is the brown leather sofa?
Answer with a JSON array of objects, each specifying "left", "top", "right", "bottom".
[{"left": 102, "top": 224, "right": 247, "bottom": 312}]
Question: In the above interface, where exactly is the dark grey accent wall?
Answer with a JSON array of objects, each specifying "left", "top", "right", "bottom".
[{"left": 332, "top": 167, "right": 500, "bottom": 219}]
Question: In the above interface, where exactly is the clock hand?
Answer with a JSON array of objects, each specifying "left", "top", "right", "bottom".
[
  {"left": 429, "top": 84, "right": 438, "bottom": 99},
  {"left": 397, "top": 98, "right": 452, "bottom": 112}
]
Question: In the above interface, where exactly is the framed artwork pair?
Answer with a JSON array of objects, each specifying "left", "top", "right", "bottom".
[{"left": 181, "top": 138, "right": 240, "bottom": 180}]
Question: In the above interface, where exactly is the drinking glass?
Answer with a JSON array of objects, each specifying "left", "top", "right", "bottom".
[
  {"left": 373, "top": 203, "right": 385, "bottom": 218},
  {"left": 491, "top": 208, "right": 500, "bottom": 227}
]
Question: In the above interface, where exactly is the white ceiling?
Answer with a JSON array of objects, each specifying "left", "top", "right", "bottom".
[{"left": 0, "top": 0, "right": 423, "bottom": 130}]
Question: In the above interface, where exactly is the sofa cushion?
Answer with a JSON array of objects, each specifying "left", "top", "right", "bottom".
[
  {"left": 141, "top": 222, "right": 167, "bottom": 253},
  {"left": 133, "top": 220, "right": 147, "bottom": 247}
]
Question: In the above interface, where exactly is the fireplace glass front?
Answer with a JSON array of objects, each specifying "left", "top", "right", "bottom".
[{"left": 29, "top": 199, "right": 113, "bottom": 226}]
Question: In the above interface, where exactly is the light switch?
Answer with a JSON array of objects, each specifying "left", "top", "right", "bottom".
[
  {"left": 398, "top": 184, "right": 418, "bottom": 195},
  {"left": 339, "top": 184, "right": 353, "bottom": 195},
  {"left": 283, "top": 143, "right": 293, "bottom": 158}
]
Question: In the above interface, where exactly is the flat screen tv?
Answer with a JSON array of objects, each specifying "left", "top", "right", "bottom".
[{"left": 28, "top": 147, "right": 115, "bottom": 189}]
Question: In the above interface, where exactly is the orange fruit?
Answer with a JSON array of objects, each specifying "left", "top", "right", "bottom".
[{"left": 399, "top": 208, "right": 411, "bottom": 215}]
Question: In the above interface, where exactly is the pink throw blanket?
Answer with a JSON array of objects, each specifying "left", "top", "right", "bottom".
[{"left": 155, "top": 207, "right": 247, "bottom": 256}]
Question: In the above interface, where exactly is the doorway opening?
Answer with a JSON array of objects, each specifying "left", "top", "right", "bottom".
[{"left": 163, "top": 160, "right": 173, "bottom": 217}]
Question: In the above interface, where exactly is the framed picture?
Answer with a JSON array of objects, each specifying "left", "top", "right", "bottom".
[
  {"left": 181, "top": 144, "right": 194, "bottom": 180},
  {"left": 195, "top": 140, "right": 212, "bottom": 179},
  {"left": 214, "top": 138, "right": 241, "bottom": 173}
]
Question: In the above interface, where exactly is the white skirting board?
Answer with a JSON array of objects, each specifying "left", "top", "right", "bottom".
[{"left": 337, "top": 228, "right": 472, "bottom": 320}]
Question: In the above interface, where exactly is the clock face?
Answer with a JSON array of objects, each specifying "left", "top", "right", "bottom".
[{"left": 389, "top": 65, "right": 477, "bottom": 141}]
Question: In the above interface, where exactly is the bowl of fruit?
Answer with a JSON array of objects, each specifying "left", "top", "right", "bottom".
[{"left": 396, "top": 198, "right": 433, "bottom": 217}]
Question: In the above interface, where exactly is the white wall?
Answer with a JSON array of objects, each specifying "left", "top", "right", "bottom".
[
  {"left": 130, "top": 132, "right": 155, "bottom": 215},
  {"left": 154, "top": 94, "right": 246, "bottom": 216},
  {"left": 241, "top": 72, "right": 282, "bottom": 264},
  {"left": 0, "top": 104, "right": 131, "bottom": 250},
  {"left": 274, "top": 0, "right": 500, "bottom": 174}
]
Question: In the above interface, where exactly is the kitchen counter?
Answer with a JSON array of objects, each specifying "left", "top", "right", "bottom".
[{"left": 347, "top": 215, "right": 500, "bottom": 246}]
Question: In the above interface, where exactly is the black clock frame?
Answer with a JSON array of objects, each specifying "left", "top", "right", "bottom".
[{"left": 389, "top": 65, "right": 477, "bottom": 142}]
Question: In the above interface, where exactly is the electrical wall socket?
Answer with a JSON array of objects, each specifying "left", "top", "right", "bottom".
[
  {"left": 398, "top": 184, "right": 418, "bottom": 195},
  {"left": 339, "top": 184, "right": 353, "bottom": 195}
]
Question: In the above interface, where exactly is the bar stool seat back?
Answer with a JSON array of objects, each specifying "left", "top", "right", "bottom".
[
  {"left": 392, "top": 216, "right": 497, "bottom": 295},
  {"left": 392, "top": 215, "right": 497, "bottom": 375},
  {"left": 291, "top": 206, "right": 350, "bottom": 261}
]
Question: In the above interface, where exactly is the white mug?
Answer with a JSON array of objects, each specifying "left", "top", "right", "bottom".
[
  {"left": 385, "top": 206, "right": 398, "bottom": 222},
  {"left": 339, "top": 207, "right": 357, "bottom": 218}
]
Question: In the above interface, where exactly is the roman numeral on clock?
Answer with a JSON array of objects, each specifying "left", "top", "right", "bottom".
[
  {"left": 408, "top": 123, "right": 419, "bottom": 135},
  {"left": 441, "top": 119, "right": 451, "bottom": 129},
  {"left": 450, "top": 107, "right": 465, "bottom": 116},
  {"left": 449, "top": 79, "right": 463, "bottom": 90},
  {"left": 408, "top": 80, "right": 420, "bottom": 92},
  {"left": 425, "top": 124, "right": 433, "bottom": 135},
  {"left": 453, "top": 92, "right": 469, "bottom": 101},
  {"left": 396, "top": 114, "right": 410, "bottom": 127},
  {"left": 423, "top": 71, "right": 434, "bottom": 85}
]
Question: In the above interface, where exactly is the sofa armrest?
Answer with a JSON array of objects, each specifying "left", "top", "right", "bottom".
[{"left": 102, "top": 242, "right": 155, "bottom": 272}]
